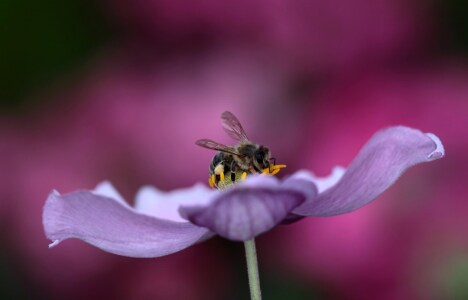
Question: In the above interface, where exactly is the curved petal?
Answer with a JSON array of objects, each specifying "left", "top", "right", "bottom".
[
  {"left": 180, "top": 176, "right": 310, "bottom": 241},
  {"left": 43, "top": 190, "right": 210, "bottom": 258},
  {"left": 278, "top": 174, "right": 320, "bottom": 224},
  {"left": 293, "top": 126, "right": 445, "bottom": 216},
  {"left": 134, "top": 183, "right": 216, "bottom": 222}
]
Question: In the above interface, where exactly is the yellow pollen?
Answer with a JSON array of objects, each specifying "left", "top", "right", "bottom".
[
  {"left": 209, "top": 174, "right": 215, "bottom": 188},
  {"left": 270, "top": 168, "right": 281, "bottom": 175},
  {"left": 272, "top": 164, "right": 287, "bottom": 170},
  {"left": 208, "top": 163, "right": 286, "bottom": 190},
  {"left": 261, "top": 164, "right": 287, "bottom": 175}
]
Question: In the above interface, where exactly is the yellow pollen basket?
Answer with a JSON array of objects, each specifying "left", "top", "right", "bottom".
[{"left": 208, "top": 164, "right": 287, "bottom": 190}]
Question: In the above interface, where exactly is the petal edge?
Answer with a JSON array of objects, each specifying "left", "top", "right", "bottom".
[
  {"left": 43, "top": 190, "right": 210, "bottom": 258},
  {"left": 293, "top": 126, "right": 444, "bottom": 216},
  {"left": 180, "top": 176, "right": 308, "bottom": 241}
]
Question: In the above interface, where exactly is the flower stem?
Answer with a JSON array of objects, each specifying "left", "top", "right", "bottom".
[{"left": 244, "top": 238, "right": 262, "bottom": 300}]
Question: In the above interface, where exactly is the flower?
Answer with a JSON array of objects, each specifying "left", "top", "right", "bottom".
[{"left": 43, "top": 126, "right": 444, "bottom": 258}]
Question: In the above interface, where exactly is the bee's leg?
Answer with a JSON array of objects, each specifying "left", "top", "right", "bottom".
[
  {"left": 215, "top": 172, "right": 225, "bottom": 184},
  {"left": 249, "top": 166, "right": 258, "bottom": 174},
  {"left": 269, "top": 157, "right": 276, "bottom": 172},
  {"left": 252, "top": 165, "right": 262, "bottom": 174},
  {"left": 209, "top": 174, "right": 216, "bottom": 188},
  {"left": 230, "top": 161, "right": 237, "bottom": 182},
  {"left": 241, "top": 172, "right": 247, "bottom": 180},
  {"left": 214, "top": 161, "right": 225, "bottom": 185}
]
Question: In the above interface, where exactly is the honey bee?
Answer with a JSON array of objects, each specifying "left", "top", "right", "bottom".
[{"left": 196, "top": 111, "right": 275, "bottom": 186}]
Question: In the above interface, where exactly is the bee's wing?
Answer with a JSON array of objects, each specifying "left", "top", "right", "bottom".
[
  {"left": 221, "top": 111, "right": 249, "bottom": 142},
  {"left": 195, "top": 139, "right": 241, "bottom": 155}
]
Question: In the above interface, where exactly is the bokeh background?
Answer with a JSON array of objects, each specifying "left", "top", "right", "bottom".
[{"left": 1, "top": 0, "right": 467, "bottom": 299}]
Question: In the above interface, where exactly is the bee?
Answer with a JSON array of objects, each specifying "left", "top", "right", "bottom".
[{"left": 196, "top": 111, "right": 275, "bottom": 187}]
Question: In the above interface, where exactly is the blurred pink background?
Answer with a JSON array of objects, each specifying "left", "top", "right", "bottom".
[{"left": 1, "top": 0, "right": 467, "bottom": 299}]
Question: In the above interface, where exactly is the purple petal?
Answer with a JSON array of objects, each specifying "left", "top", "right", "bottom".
[
  {"left": 134, "top": 183, "right": 217, "bottom": 222},
  {"left": 43, "top": 190, "right": 210, "bottom": 258},
  {"left": 293, "top": 126, "right": 445, "bottom": 216},
  {"left": 180, "top": 176, "right": 311, "bottom": 241}
]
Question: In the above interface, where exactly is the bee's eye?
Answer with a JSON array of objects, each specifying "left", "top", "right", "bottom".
[{"left": 255, "top": 153, "right": 263, "bottom": 164}]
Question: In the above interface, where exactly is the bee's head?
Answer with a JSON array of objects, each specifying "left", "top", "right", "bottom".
[{"left": 254, "top": 146, "right": 271, "bottom": 169}]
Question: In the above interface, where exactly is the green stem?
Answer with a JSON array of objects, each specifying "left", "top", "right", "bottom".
[{"left": 244, "top": 238, "right": 262, "bottom": 300}]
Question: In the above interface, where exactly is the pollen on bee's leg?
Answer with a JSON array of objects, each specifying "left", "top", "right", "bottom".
[
  {"left": 209, "top": 175, "right": 216, "bottom": 188},
  {"left": 270, "top": 168, "right": 281, "bottom": 175},
  {"left": 259, "top": 164, "right": 287, "bottom": 176},
  {"left": 273, "top": 164, "right": 287, "bottom": 170},
  {"left": 241, "top": 172, "right": 247, "bottom": 180},
  {"left": 220, "top": 171, "right": 225, "bottom": 182}
]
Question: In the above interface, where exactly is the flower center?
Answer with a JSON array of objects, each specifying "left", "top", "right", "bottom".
[{"left": 208, "top": 164, "right": 286, "bottom": 190}]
